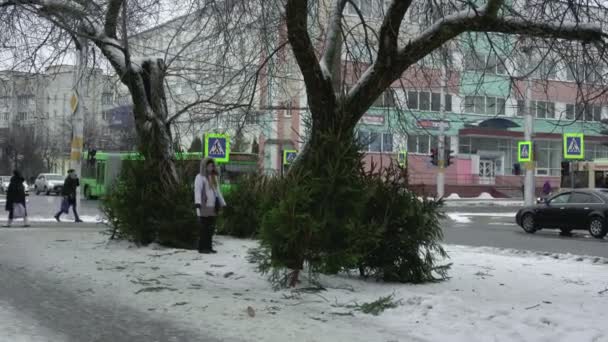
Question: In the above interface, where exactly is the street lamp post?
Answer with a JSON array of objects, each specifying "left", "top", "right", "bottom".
[
  {"left": 70, "top": 38, "right": 87, "bottom": 210},
  {"left": 522, "top": 46, "right": 535, "bottom": 206}
]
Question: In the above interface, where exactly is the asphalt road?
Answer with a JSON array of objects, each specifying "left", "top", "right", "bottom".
[
  {"left": 1, "top": 194, "right": 101, "bottom": 223},
  {"left": 4, "top": 195, "right": 608, "bottom": 258},
  {"left": 443, "top": 205, "right": 608, "bottom": 258}
]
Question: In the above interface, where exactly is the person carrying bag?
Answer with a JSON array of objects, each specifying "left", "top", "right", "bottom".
[{"left": 3, "top": 170, "right": 29, "bottom": 228}]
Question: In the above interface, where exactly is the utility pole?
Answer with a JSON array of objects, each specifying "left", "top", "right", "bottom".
[
  {"left": 524, "top": 49, "right": 535, "bottom": 206},
  {"left": 70, "top": 37, "right": 87, "bottom": 210},
  {"left": 437, "top": 50, "right": 448, "bottom": 198}
]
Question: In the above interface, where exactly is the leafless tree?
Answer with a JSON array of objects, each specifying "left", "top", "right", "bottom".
[
  {"left": 283, "top": 0, "right": 607, "bottom": 180},
  {"left": 0, "top": 0, "right": 281, "bottom": 197},
  {"left": 0, "top": 121, "right": 45, "bottom": 178}
]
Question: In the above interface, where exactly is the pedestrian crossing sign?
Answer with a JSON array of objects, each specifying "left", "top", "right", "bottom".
[
  {"left": 518, "top": 141, "right": 532, "bottom": 163},
  {"left": 204, "top": 133, "right": 230, "bottom": 163},
  {"left": 563, "top": 133, "right": 584, "bottom": 160},
  {"left": 283, "top": 150, "right": 298, "bottom": 165},
  {"left": 398, "top": 150, "right": 407, "bottom": 167}
]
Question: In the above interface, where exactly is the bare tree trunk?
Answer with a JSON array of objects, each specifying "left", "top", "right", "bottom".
[{"left": 122, "top": 58, "right": 179, "bottom": 188}]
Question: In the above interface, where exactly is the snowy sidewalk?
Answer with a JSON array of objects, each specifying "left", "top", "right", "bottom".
[{"left": 1, "top": 228, "right": 607, "bottom": 342}]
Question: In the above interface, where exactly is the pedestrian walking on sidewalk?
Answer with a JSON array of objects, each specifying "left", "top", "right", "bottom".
[
  {"left": 54, "top": 169, "right": 82, "bottom": 223},
  {"left": 4, "top": 170, "right": 29, "bottom": 227},
  {"left": 194, "top": 158, "right": 226, "bottom": 254},
  {"left": 542, "top": 180, "right": 552, "bottom": 198}
]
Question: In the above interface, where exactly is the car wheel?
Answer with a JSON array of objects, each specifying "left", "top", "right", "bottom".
[
  {"left": 522, "top": 213, "right": 536, "bottom": 233},
  {"left": 559, "top": 228, "right": 573, "bottom": 237},
  {"left": 588, "top": 217, "right": 607, "bottom": 239},
  {"left": 35, "top": 186, "right": 40, "bottom": 195}
]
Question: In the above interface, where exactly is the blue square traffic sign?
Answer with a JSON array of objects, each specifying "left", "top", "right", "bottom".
[
  {"left": 563, "top": 133, "right": 584, "bottom": 160},
  {"left": 204, "top": 133, "right": 230, "bottom": 162}
]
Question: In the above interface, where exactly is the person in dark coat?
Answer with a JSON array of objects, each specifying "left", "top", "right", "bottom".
[
  {"left": 542, "top": 181, "right": 552, "bottom": 198},
  {"left": 4, "top": 170, "right": 29, "bottom": 227},
  {"left": 54, "top": 169, "right": 82, "bottom": 223}
]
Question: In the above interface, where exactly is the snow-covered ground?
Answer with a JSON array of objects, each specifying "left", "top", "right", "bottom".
[
  {"left": 2, "top": 228, "right": 607, "bottom": 341},
  {"left": 0, "top": 300, "right": 68, "bottom": 342}
]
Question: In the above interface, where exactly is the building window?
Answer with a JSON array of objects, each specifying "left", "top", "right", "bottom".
[
  {"left": 372, "top": 89, "right": 396, "bottom": 108},
  {"left": 419, "top": 92, "right": 430, "bottom": 111},
  {"left": 407, "top": 135, "right": 432, "bottom": 154},
  {"left": 1, "top": 113, "right": 8, "bottom": 121},
  {"left": 345, "top": 0, "right": 382, "bottom": 17},
  {"left": 566, "top": 63, "right": 604, "bottom": 83},
  {"left": 564, "top": 103, "right": 602, "bottom": 122},
  {"left": 17, "top": 112, "right": 27, "bottom": 121},
  {"left": 17, "top": 95, "right": 33, "bottom": 108},
  {"left": 464, "top": 96, "right": 506, "bottom": 115},
  {"left": 383, "top": 133, "right": 393, "bottom": 152},
  {"left": 102, "top": 93, "right": 113, "bottom": 106},
  {"left": 517, "top": 100, "right": 555, "bottom": 119},
  {"left": 407, "top": 91, "right": 452, "bottom": 112},
  {"left": 465, "top": 52, "right": 506, "bottom": 75},
  {"left": 359, "top": 131, "right": 393, "bottom": 152}
]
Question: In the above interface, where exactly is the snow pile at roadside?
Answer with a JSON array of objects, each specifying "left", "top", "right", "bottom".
[
  {"left": 3, "top": 228, "right": 607, "bottom": 341},
  {"left": 447, "top": 212, "right": 516, "bottom": 224},
  {"left": 0, "top": 300, "right": 68, "bottom": 342},
  {"left": 476, "top": 192, "right": 494, "bottom": 199}
]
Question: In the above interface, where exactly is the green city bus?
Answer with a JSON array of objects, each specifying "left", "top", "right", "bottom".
[{"left": 81, "top": 151, "right": 258, "bottom": 199}]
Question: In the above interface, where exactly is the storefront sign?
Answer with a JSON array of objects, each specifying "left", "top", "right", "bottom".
[
  {"left": 361, "top": 115, "right": 385, "bottom": 125},
  {"left": 416, "top": 120, "right": 449, "bottom": 130}
]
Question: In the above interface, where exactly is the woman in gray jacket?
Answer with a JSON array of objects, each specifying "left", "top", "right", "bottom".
[{"left": 194, "top": 158, "right": 226, "bottom": 253}]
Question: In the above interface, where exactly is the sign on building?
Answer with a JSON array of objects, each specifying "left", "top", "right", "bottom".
[
  {"left": 204, "top": 133, "right": 230, "bottom": 163},
  {"left": 397, "top": 150, "right": 407, "bottom": 167},
  {"left": 563, "top": 133, "right": 584, "bottom": 160},
  {"left": 518, "top": 141, "right": 532, "bottom": 163},
  {"left": 283, "top": 150, "right": 298, "bottom": 166},
  {"left": 416, "top": 120, "right": 450, "bottom": 130}
]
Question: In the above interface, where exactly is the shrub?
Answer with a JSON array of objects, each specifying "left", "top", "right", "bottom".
[
  {"left": 351, "top": 164, "right": 449, "bottom": 283},
  {"left": 254, "top": 134, "right": 368, "bottom": 287},
  {"left": 102, "top": 160, "right": 199, "bottom": 248},
  {"left": 251, "top": 152, "right": 449, "bottom": 286},
  {"left": 218, "top": 174, "right": 277, "bottom": 238}
]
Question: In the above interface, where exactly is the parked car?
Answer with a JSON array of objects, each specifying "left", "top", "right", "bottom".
[
  {"left": 1, "top": 176, "right": 29, "bottom": 196},
  {"left": 516, "top": 189, "right": 608, "bottom": 239},
  {"left": 34, "top": 173, "right": 65, "bottom": 195}
]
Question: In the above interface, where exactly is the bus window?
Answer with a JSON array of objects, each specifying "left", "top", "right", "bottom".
[
  {"left": 97, "top": 162, "right": 105, "bottom": 185},
  {"left": 82, "top": 162, "right": 95, "bottom": 179}
]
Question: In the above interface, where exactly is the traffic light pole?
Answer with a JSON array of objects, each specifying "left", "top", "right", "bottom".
[
  {"left": 70, "top": 37, "right": 87, "bottom": 211},
  {"left": 437, "top": 60, "right": 447, "bottom": 198}
]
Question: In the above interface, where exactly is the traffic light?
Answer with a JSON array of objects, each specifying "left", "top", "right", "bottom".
[
  {"left": 513, "top": 163, "right": 521, "bottom": 175},
  {"left": 446, "top": 149, "right": 454, "bottom": 166},
  {"left": 430, "top": 148, "right": 438, "bottom": 166}
]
